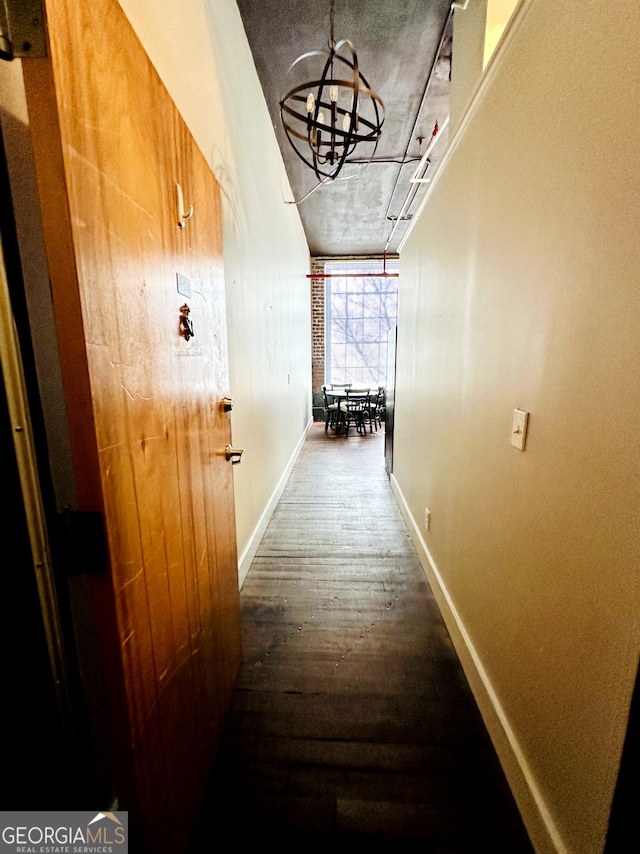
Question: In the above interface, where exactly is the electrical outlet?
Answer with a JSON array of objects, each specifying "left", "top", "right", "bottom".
[{"left": 424, "top": 508, "right": 431, "bottom": 531}]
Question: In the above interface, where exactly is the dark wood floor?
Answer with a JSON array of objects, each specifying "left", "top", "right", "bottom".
[{"left": 194, "top": 423, "right": 534, "bottom": 853}]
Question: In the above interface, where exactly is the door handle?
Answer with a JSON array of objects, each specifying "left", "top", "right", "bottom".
[{"left": 225, "top": 444, "right": 244, "bottom": 465}]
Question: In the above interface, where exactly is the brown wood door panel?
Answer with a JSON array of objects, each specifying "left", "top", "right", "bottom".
[{"left": 23, "top": 0, "right": 241, "bottom": 849}]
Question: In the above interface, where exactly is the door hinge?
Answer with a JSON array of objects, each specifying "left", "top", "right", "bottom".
[
  {"left": 0, "top": 0, "right": 46, "bottom": 61},
  {"left": 58, "top": 508, "right": 109, "bottom": 577}
]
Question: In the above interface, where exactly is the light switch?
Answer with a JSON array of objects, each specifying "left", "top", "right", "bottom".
[{"left": 510, "top": 409, "right": 529, "bottom": 451}]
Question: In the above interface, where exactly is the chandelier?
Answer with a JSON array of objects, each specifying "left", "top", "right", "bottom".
[{"left": 280, "top": 0, "right": 384, "bottom": 189}]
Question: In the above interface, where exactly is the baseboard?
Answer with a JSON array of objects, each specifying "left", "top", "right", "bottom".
[
  {"left": 389, "top": 473, "right": 567, "bottom": 854},
  {"left": 237, "top": 417, "right": 313, "bottom": 588}
]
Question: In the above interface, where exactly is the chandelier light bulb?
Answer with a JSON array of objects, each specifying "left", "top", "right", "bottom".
[
  {"left": 306, "top": 93, "right": 315, "bottom": 113},
  {"left": 330, "top": 85, "right": 339, "bottom": 103}
]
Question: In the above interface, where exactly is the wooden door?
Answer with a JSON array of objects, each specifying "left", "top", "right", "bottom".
[{"left": 22, "top": 0, "right": 241, "bottom": 849}]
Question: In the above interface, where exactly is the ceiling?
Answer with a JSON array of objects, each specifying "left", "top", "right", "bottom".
[{"left": 236, "top": 0, "right": 454, "bottom": 258}]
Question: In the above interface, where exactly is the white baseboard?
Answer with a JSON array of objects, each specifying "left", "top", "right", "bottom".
[
  {"left": 237, "top": 418, "right": 313, "bottom": 588},
  {"left": 389, "top": 473, "right": 567, "bottom": 854}
]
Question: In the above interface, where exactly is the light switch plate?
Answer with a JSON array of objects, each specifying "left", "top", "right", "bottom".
[{"left": 511, "top": 409, "right": 529, "bottom": 451}]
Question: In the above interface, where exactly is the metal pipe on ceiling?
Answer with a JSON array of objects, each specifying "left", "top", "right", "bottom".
[
  {"left": 307, "top": 272, "right": 399, "bottom": 279},
  {"left": 383, "top": 6, "right": 454, "bottom": 224},
  {"left": 384, "top": 113, "right": 449, "bottom": 254},
  {"left": 307, "top": 253, "right": 399, "bottom": 278}
]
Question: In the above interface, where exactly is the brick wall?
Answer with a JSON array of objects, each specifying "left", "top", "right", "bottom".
[{"left": 310, "top": 257, "right": 325, "bottom": 392}]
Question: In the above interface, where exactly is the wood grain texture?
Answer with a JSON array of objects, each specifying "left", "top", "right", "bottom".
[
  {"left": 198, "top": 425, "right": 533, "bottom": 852},
  {"left": 23, "top": 1, "right": 240, "bottom": 850}
]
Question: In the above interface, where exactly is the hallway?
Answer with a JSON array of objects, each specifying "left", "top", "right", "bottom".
[{"left": 196, "top": 423, "right": 533, "bottom": 852}]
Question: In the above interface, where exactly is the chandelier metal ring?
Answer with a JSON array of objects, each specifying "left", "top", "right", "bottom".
[{"left": 280, "top": 37, "right": 385, "bottom": 183}]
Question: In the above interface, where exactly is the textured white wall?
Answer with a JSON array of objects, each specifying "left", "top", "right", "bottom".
[
  {"left": 117, "top": 0, "right": 312, "bottom": 570},
  {"left": 395, "top": 1, "right": 640, "bottom": 852}
]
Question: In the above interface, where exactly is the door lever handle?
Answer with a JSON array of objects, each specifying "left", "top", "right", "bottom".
[{"left": 225, "top": 444, "right": 244, "bottom": 465}]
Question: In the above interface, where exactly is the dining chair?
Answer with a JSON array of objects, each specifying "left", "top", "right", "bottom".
[
  {"left": 368, "top": 387, "right": 385, "bottom": 432},
  {"left": 321, "top": 385, "right": 343, "bottom": 433},
  {"left": 342, "top": 389, "right": 371, "bottom": 436},
  {"left": 329, "top": 382, "right": 352, "bottom": 390}
]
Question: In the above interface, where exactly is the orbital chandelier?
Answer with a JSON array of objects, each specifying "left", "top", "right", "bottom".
[{"left": 280, "top": 0, "right": 384, "bottom": 191}]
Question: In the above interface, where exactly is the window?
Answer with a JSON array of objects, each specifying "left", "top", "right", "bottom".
[{"left": 325, "top": 259, "right": 399, "bottom": 387}]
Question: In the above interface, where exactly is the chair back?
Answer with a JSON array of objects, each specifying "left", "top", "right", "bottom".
[
  {"left": 329, "top": 382, "right": 352, "bottom": 389},
  {"left": 344, "top": 388, "right": 370, "bottom": 409}
]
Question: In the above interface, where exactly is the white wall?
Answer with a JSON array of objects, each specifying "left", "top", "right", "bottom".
[
  {"left": 394, "top": 1, "right": 640, "bottom": 852},
  {"left": 117, "top": 0, "right": 312, "bottom": 578}
]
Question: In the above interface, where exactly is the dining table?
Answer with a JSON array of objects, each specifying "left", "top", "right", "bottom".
[
  {"left": 324, "top": 387, "right": 377, "bottom": 435},
  {"left": 324, "top": 387, "right": 372, "bottom": 399}
]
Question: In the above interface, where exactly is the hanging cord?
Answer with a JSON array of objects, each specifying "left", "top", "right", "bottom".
[
  {"left": 329, "top": 0, "right": 335, "bottom": 49},
  {"left": 284, "top": 175, "right": 332, "bottom": 205}
]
